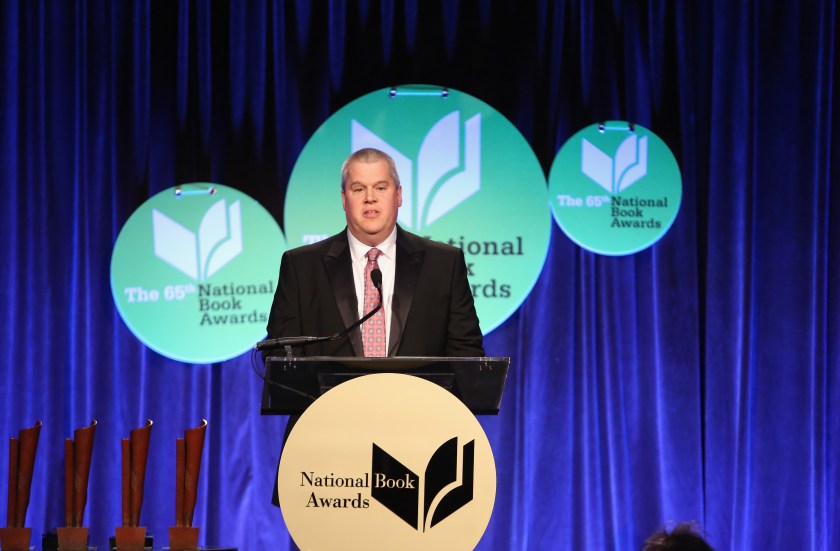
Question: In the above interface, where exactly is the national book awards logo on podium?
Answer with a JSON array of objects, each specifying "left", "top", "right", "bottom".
[
  {"left": 371, "top": 436, "right": 476, "bottom": 531},
  {"left": 277, "top": 374, "right": 496, "bottom": 550}
]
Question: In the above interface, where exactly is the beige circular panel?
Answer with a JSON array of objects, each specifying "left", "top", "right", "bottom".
[{"left": 278, "top": 373, "right": 496, "bottom": 550}]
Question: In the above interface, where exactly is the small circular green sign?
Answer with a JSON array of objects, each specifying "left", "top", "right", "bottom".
[
  {"left": 548, "top": 121, "right": 682, "bottom": 255},
  {"left": 110, "top": 184, "right": 286, "bottom": 363},
  {"left": 284, "top": 85, "right": 552, "bottom": 334}
]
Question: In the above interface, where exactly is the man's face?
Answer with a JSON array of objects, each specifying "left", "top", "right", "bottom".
[{"left": 341, "top": 159, "right": 402, "bottom": 246}]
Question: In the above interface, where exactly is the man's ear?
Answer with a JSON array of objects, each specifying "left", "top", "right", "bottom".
[
  {"left": 396, "top": 185, "right": 403, "bottom": 208},
  {"left": 341, "top": 189, "right": 347, "bottom": 211}
]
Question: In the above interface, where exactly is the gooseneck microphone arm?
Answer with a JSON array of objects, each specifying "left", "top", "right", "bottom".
[{"left": 255, "top": 268, "right": 383, "bottom": 352}]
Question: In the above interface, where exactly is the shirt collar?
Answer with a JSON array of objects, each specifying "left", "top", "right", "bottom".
[{"left": 347, "top": 226, "right": 397, "bottom": 263}]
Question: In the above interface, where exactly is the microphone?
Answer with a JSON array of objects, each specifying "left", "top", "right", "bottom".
[
  {"left": 370, "top": 267, "right": 382, "bottom": 290},
  {"left": 255, "top": 268, "right": 384, "bottom": 351}
]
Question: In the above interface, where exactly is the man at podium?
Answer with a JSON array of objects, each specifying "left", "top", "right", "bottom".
[
  {"left": 264, "top": 148, "right": 484, "bottom": 508},
  {"left": 265, "top": 147, "right": 485, "bottom": 359}
]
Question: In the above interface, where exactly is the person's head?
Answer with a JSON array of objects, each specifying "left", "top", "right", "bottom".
[
  {"left": 340, "top": 148, "right": 403, "bottom": 246},
  {"left": 642, "top": 522, "right": 713, "bottom": 551}
]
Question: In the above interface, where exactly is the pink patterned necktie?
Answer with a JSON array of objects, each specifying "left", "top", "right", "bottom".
[{"left": 361, "top": 248, "right": 386, "bottom": 357}]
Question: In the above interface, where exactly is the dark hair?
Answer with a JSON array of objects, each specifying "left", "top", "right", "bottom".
[
  {"left": 340, "top": 148, "right": 401, "bottom": 190},
  {"left": 642, "top": 522, "right": 714, "bottom": 551}
]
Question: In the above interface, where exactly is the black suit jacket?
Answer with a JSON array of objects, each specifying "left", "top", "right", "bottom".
[{"left": 265, "top": 226, "right": 485, "bottom": 357}]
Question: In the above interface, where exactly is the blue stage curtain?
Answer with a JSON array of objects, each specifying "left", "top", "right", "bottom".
[{"left": 0, "top": 1, "right": 837, "bottom": 549}]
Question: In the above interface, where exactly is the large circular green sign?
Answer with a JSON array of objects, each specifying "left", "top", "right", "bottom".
[
  {"left": 284, "top": 85, "right": 551, "bottom": 334},
  {"left": 548, "top": 121, "right": 682, "bottom": 255},
  {"left": 111, "top": 184, "right": 286, "bottom": 363}
]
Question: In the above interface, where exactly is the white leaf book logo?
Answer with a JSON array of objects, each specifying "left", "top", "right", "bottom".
[
  {"left": 152, "top": 199, "right": 242, "bottom": 281},
  {"left": 351, "top": 110, "right": 481, "bottom": 232},
  {"left": 581, "top": 134, "right": 648, "bottom": 194}
]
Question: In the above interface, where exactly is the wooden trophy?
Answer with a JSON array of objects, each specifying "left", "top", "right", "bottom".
[
  {"left": 57, "top": 420, "right": 97, "bottom": 551},
  {"left": 1, "top": 421, "right": 42, "bottom": 551},
  {"left": 114, "top": 420, "right": 153, "bottom": 551},
  {"left": 169, "top": 420, "right": 207, "bottom": 551}
]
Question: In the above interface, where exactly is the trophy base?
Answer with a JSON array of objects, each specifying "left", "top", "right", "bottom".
[
  {"left": 0, "top": 527, "right": 32, "bottom": 551},
  {"left": 168, "top": 526, "right": 199, "bottom": 550},
  {"left": 114, "top": 526, "right": 147, "bottom": 550},
  {"left": 57, "top": 526, "right": 89, "bottom": 550}
]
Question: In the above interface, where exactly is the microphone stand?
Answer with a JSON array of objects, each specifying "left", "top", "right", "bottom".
[{"left": 256, "top": 269, "right": 384, "bottom": 358}]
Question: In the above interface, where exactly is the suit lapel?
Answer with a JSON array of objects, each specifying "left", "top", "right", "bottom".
[
  {"left": 322, "top": 234, "right": 363, "bottom": 356},
  {"left": 389, "top": 228, "right": 424, "bottom": 355}
]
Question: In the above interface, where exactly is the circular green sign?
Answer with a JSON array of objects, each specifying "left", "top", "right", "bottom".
[
  {"left": 284, "top": 85, "right": 551, "bottom": 334},
  {"left": 548, "top": 121, "right": 682, "bottom": 255},
  {"left": 110, "top": 184, "right": 286, "bottom": 363}
]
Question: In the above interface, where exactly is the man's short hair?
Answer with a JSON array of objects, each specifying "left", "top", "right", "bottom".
[{"left": 340, "top": 148, "right": 401, "bottom": 190}]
